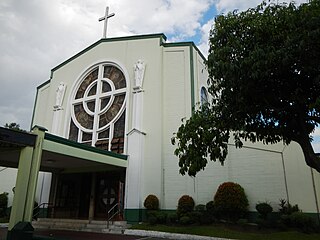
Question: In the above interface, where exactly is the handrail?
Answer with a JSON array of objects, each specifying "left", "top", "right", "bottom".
[
  {"left": 107, "top": 203, "right": 120, "bottom": 228},
  {"left": 33, "top": 202, "right": 54, "bottom": 219}
]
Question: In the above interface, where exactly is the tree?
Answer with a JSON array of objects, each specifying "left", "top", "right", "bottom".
[
  {"left": 172, "top": 0, "right": 320, "bottom": 176},
  {"left": 4, "top": 122, "right": 25, "bottom": 132}
]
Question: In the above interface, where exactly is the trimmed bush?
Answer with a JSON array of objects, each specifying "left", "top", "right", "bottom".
[
  {"left": 288, "top": 212, "right": 317, "bottom": 233},
  {"left": 195, "top": 204, "right": 206, "bottom": 212},
  {"left": 179, "top": 215, "right": 192, "bottom": 225},
  {"left": 177, "top": 195, "right": 195, "bottom": 217},
  {"left": 206, "top": 201, "right": 215, "bottom": 214},
  {"left": 256, "top": 202, "right": 273, "bottom": 220},
  {"left": 144, "top": 194, "right": 159, "bottom": 210},
  {"left": 166, "top": 212, "right": 178, "bottom": 224},
  {"left": 213, "top": 182, "right": 249, "bottom": 221},
  {"left": 146, "top": 210, "right": 167, "bottom": 224}
]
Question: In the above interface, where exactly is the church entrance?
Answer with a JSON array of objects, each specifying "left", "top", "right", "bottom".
[
  {"left": 94, "top": 171, "right": 125, "bottom": 220},
  {"left": 50, "top": 170, "right": 125, "bottom": 220}
]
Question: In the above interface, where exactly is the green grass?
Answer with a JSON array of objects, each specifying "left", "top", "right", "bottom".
[{"left": 131, "top": 223, "right": 320, "bottom": 240}]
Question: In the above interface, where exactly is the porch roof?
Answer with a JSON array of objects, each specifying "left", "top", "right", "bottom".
[
  {"left": 42, "top": 133, "right": 128, "bottom": 173},
  {"left": 0, "top": 127, "right": 128, "bottom": 173}
]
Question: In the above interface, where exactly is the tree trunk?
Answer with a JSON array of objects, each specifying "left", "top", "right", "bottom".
[{"left": 296, "top": 134, "right": 320, "bottom": 173}]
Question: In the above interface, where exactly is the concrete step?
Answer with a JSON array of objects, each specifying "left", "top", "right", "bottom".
[{"left": 32, "top": 218, "right": 130, "bottom": 233}]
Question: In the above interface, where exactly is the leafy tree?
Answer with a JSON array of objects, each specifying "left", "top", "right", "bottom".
[
  {"left": 172, "top": 0, "right": 320, "bottom": 176},
  {"left": 4, "top": 122, "right": 25, "bottom": 132}
]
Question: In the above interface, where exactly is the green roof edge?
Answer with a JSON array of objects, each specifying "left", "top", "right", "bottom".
[
  {"left": 44, "top": 133, "right": 128, "bottom": 160},
  {"left": 49, "top": 33, "right": 167, "bottom": 78},
  {"left": 162, "top": 41, "right": 207, "bottom": 62}
]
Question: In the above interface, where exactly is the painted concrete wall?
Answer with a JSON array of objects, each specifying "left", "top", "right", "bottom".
[{"left": 0, "top": 167, "right": 51, "bottom": 207}]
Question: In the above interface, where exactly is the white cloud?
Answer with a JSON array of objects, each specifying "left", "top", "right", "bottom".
[
  {"left": 0, "top": 0, "right": 312, "bottom": 130},
  {"left": 0, "top": 0, "right": 214, "bottom": 129},
  {"left": 214, "top": 0, "right": 308, "bottom": 14}
]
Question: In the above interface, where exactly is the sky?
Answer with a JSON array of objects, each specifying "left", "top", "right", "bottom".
[{"left": 1, "top": 0, "right": 318, "bottom": 150}]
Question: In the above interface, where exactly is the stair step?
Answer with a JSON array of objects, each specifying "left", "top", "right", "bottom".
[{"left": 33, "top": 218, "right": 130, "bottom": 233}]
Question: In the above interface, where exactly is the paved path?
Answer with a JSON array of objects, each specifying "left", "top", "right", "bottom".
[
  {"left": 0, "top": 228, "right": 170, "bottom": 240},
  {"left": 0, "top": 227, "right": 232, "bottom": 240}
]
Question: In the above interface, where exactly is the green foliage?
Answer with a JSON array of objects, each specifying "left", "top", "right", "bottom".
[
  {"left": 256, "top": 202, "right": 273, "bottom": 219},
  {"left": 279, "top": 199, "right": 300, "bottom": 215},
  {"left": 146, "top": 210, "right": 167, "bottom": 225},
  {"left": 4, "top": 122, "right": 26, "bottom": 132},
  {"left": 206, "top": 201, "right": 215, "bottom": 214},
  {"left": 277, "top": 199, "right": 317, "bottom": 232},
  {"left": 172, "top": 0, "right": 320, "bottom": 176},
  {"left": 144, "top": 194, "right": 159, "bottom": 210},
  {"left": 286, "top": 212, "right": 317, "bottom": 233},
  {"left": 177, "top": 195, "right": 195, "bottom": 217},
  {"left": 195, "top": 204, "right": 206, "bottom": 212},
  {"left": 179, "top": 215, "right": 192, "bottom": 225},
  {"left": 166, "top": 212, "right": 178, "bottom": 224},
  {"left": 0, "top": 192, "right": 8, "bottom": 217},
  {"left": 213, "top": 182, "right": 249, "bottom": 221}
]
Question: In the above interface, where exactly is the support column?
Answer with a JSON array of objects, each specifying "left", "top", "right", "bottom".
[
  {"left": 125, "top": 88, "right": 146, "bottom": 223},
  {"left": 7, "top": 126, "right": 46, "bottom": 237},
  {"left": 88, "top": 173, "right": 97, "bottom": 221},
  {"left": 8, "top": 146, "right": 34, "bottom": 230}
]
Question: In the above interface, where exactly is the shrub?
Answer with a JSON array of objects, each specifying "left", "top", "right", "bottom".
[
  {"left": 166, "top": 212, "right": 178, "bottom": 224},
  {"left": 279, "top": 199, "right": 300, "bottom": 215},
  {"left": 179, "top": 215, "right": 192, "bottom": 225},
  {"left": 177, "top": 195, "right": 195, "bottom": 217},
  {"left": 146, "top": 210, "right": 167, "bottom": 224},
  {"left": 256, "top": 202, "right": 273, "bottom": 220},
  {"left": 206, "top": 201, "right": 215, "bottom": 214},
  {"left": 144, "top": 194, "right": 159, "bottom": 210},
  {"left": 195, "top": 204, "right": 206, "bottom": 212},
  {"left": 288, "top": 212, "right": 317, "bottom": 233},
  {"left": 213, "top": 182, "right": 249, "bottom": 221}
]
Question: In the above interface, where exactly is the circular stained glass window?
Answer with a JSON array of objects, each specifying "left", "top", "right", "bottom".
[{"left": 69, "top": 63, "right": 127, "bottom": 153}]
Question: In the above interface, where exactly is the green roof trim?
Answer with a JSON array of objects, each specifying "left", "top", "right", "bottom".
[
  {"left": 50, "top": 33, "right": 167, "bottom": 77},
  {"left": 37, "top": 79, "right": 51, "bottom": 90},
  {"left": 189, "top": 46, "right": 195, "bottom": 113},
  {"left": 44, "top": 133, "right": 128, "bottom": 160},
  {"left": 162, "top": 41, "right": 207, "bottom": 62}
]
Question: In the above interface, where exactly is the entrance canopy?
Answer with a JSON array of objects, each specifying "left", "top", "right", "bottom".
[
  {"left": 1, "top": 126, "right": 128, "bottom": 232},
  {"left": 0, "top": 127, "right": 128, "bottom": 173}
]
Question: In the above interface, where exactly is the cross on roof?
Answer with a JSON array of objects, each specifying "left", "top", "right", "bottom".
[{"left": 98, "top": 6, "right": 115, "bottom": 38}]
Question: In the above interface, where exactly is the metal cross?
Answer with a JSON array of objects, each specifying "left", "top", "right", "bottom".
[{"left": 98, "top": 6, "right": 115, "bottom": 38}]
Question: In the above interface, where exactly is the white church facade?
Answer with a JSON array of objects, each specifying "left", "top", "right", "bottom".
[{"left": 1, "top": 33, "right": 320, "bottom": 227}]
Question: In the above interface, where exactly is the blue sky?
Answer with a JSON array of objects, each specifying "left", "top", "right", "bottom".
[{"left": 0, "top": 0, "right": 316, "bottom": 150}]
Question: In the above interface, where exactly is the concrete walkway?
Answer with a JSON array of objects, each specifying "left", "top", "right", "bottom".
[{"left": 0, "top": 225, "right": 234, "bottom": 240}]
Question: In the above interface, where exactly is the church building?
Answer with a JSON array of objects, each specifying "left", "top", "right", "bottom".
[{"left": 1, "top": 32, "right": 320, "bottom": 234}]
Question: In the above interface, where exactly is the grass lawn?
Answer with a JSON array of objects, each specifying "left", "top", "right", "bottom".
[{"left": 131, "top": 223, "right": 320, "bottom": 240}]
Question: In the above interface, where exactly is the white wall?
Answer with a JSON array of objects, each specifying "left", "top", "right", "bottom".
[{"left": 0, "top": 168, "right": 51, "bottom": 207}]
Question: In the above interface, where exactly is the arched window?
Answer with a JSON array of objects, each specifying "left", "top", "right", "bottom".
[
  {"left": 200, "top": 86, "right": 208, "bottom": 105},
  {"left": 68, "top": 63, "right": 126, "bottom": 153}
]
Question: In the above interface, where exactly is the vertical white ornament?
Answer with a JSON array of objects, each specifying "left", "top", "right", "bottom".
[{"left": 52, "top": 82, "right": 66, "bottom": 135}]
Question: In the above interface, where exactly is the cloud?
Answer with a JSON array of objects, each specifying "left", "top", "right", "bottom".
[
  {"left": 1, "top": 0, "right": 213, "bottom": 129},
  {"left": 0, "top": 0, "right": 311, "bottom": 130},
  {"left": 214, "top": 0, "right": 308, "bottom": 14}
]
